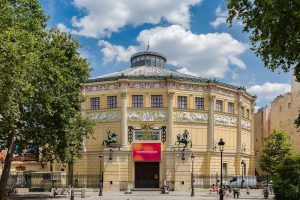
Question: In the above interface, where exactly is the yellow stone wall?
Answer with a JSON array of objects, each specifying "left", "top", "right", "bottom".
[{"left": 73, "top": 79, "right": 255, "bottom": 191}]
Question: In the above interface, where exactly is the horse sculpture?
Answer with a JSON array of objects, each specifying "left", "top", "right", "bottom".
[
  {"left": 175, "top": 130, "right": 192, "bottom": 148},
  {"left": 102, "top": 130, "right": 118, "bottom": 148}
]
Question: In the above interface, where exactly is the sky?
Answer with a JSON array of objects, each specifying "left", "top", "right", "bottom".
[{"left": 39, "top": 0, "right": 292, "bottom": 110}]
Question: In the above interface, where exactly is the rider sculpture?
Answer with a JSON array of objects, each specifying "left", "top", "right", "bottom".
[
  {"left": 175, "top": 130, "right": 192, "bottom": 148},
  {"left": 102, "top": 130, "right": 118, "bottom": 148}
]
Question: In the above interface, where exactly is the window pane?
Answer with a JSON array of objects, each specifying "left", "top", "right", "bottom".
[
  {"left": 195, "top": 97, "right": 204, "bottom": 110},
  {"left": 228, "top": 102, "right": 234, "bottom": 114},
  {"left": 90, "top": 97, "right": 100, "bottom": 110},
  {"left": 216, "top": 100, "right": 223, "bottom": 112},
  {"left": 132, "top": 95, "right": 143, "bottom": 108},
  {"left": 177, "top": 96, "right": 187, "bottom": 109},
  {"left": 107, "top": 96, "right": 117, "bottom": 108},
  {"left": 151, "top": 95, "right": 163, "bottom": 108}
]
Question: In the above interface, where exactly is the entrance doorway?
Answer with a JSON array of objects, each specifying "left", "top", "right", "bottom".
[{"left": 135, "top": 162, "right": 159, "bottom": 188}]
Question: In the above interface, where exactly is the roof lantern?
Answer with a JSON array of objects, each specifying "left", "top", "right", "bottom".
[{"left": 130, "top": 44, "right": 167, "bottom": 68}]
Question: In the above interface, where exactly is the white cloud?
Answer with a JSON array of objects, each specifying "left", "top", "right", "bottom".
[
  {"left": 247, "top": 82, "right": 291, "bottom": 102},
  {"left": 57, "top": 23, "right": 71, "bottom": 33},
  {"left": 99, "top": 40, "right": 138, "bottom": 64},
  {"left": 210, "top": 5, "right": 243, "bottom": 28},
  {"left": 99, "top": 25, "right": 246, "bottom": 78},
  {"left": 210, "top": 5, "right": 228, "bottom": 28},
  {"left": 67, "top": 0, "right": 201, "bottom": 38}
]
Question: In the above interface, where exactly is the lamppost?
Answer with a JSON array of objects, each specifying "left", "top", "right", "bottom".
[
  {"left": 218, "top": 138, "right": 225, "bottom": 200},
  {"left": 50, "top": 157, "right": 54, "bottom": 188},
  {"left": 69, "top": 141, "right": 75, "bottom": 200},
  {"left": 99, "top": 154, "right": 103, "bottom": 196},
  {"left": 241, "top": 160, "right": 246, "bottom": 189},
  {"left": 191, "top": 154, "right": 195, "bottom": 197}
]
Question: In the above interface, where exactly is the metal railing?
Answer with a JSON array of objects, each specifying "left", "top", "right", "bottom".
[{"left": 5, "top": 172, "right": 269, "bottom": 191}]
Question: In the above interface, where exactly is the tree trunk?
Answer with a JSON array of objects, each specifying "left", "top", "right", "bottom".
[{"left": 0, "top": 133, "right": 15, "bottom": 200}]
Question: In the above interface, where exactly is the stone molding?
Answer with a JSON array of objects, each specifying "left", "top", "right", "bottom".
[
  {"left": 214, "top": 114, "right": 237, "bottom": 127},
  {"left": 241, "top": 119, "right": 251, "bottom": 130},
  {"left": 127, "top": 110, "right": 167, "bottom": 121},
  {"left": 174, "top": 111, "right": 208, "bottom": 123},
  {"left": 83, "top": 82, "right": 250, "bottom": 99},
  {"left": 89, "top": 111, "right": 120, "bottom": 122}
]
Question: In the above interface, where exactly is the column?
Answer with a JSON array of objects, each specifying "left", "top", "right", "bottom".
[
  {"left": 121, "top": 92, "right": 128, "bottom": 147},
  {"left": 208, "top": 95, "right": 215, "bottom": 150},
  {"left": 81, "top": 87, "right": 87, "bottom": 152},
  {"left": 236, "top": 94, "right": 242, "bottom": 173},
  {"left": 167, "top": 92, "right": 174, "bottom": 147}
]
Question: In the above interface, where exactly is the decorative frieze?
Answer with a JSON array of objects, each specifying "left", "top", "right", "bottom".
[
  {"left": 89, "top": 111, "right": 120, "bottom": 122},
  {"left": 214, "top": 114, "right": 237, "bottom": 126},
  {"left": 211, "top": 87, "right": 237, "bottom": 98},
  {"left": 174, "top": 111, "right": 208, "bottom": 123},
  {"left": 241, "top": 119, "right": 251, "bottom": 130},
  {"left": 240, "top": 96, "right": 251, "bottom": 107},
  {"left": 127, "top": 110, "right": 167, "bottom": 121}
]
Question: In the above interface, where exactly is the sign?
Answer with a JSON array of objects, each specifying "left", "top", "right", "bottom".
[
  {"left": 133, "top": 143, "right": 161, "bottom": 161},
  {"left": 134, "top": 130, "right": 160, "bottom": 141},
  {"left": 0, "top": 143, "right": 38, "bottom": 162}
]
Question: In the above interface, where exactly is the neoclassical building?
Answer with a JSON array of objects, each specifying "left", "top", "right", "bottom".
[{"left": 77, "top": 50, "right": 256, "bottom": 191}]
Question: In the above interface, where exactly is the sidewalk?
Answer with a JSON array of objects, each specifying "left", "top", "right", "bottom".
[{"left": 12, "top": 191, "right": 274, "bottom": 200}]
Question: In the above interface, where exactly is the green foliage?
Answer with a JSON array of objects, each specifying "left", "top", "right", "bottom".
[
  {"left": 226, "top": 0, "right": 300, "bottom": 80},
  {"left": 0, "top": 0, "right": 93, "bottom": 163},
  {"left": 259, "top": 129, "right": 295, "bottom": 175},
  {"left": 272, "top": 155, "right": 300, "bottom": 200}
]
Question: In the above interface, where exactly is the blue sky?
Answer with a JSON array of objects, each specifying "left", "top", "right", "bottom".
[{"left": 39, "top": 0, "right": 291, "bottom": 109}]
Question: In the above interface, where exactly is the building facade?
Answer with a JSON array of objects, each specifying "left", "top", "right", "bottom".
[
  {"left": 77, "top": 50, "right": 256, "bottom": 191},
  {"left": 254, "top": 73, "right": 300, "bottom": 174}
]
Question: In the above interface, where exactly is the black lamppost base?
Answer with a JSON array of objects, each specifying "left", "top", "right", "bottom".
[{"left": 219, "top": 189, "right": 224, "bottom": 200}]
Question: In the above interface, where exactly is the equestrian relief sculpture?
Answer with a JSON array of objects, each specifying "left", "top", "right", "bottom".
[
  {"left": 175, "top": 130, "right": 192, "bottom": 148},
  {"left": 102, "top": 130, "right": 118, "bottom": 148}
]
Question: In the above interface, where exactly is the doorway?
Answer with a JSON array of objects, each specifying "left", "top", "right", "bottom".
[{"left": 135, "top": 162, "right": 159, "bottom": 188}]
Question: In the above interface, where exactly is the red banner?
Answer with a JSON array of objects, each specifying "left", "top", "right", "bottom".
[{"left": 133, "top": 143, "right": 161, "bottom": 161}]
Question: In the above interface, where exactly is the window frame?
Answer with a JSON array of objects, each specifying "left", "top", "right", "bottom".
[
  {"left": 216, "top": 100, "right": 223, "bottom": 112},
  {"left": 227, "top": 102, "right": 234, "bottom": 114},
  {"left": 177, "top": 96, "right": 187, "bottom": 109},
  {"left": 195, "top": 97, "right": 205, "bottom": 110},
  {"left": 151, "top": 95, "right": 163, "bottom": 108},
  {"left": 132, "top": 95, "right": 144, "bottom": 108},
  {"left": 90, "top": 97, "right": 100, "bottom": 110},
  {"left": 107, "top": 96, "right": 117, "bottom": 109}
]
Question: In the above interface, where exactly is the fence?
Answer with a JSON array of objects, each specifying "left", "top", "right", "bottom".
[
  {"left": 193, "top": 174, "right": 270, "bottom": 189},
  {"left": 5, "top": 172, "right": 269, "bottom": 191}
]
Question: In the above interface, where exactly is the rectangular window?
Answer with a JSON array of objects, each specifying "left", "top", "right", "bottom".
[
  {"left": 216, "top": 100, "right": 223, "bottom": 112},
  {"left": 195, "top": 97, "right": 204, "bottom": 110},
  {"left": 90, "top": 97, "right": 100, "bottom": 110},
  {"left": 151, "top": 95, "right": 163, "bottom": 108},
  {"left": 223, "top": 163, "right": 228, "bottom": 176},
  {"left": 132, "top": 95, "right": 143, "bottom": 108},
  {"left": 107, "top": 96, "right": 117, "bottom": 108},
  {"left": 227, "top": 102, "right": 234, "bottom": 114},
  {"left": 288, "top": 102, "right": 291, "bottom": 109},
  {"left": 177, "top": 96, "right": 187, "bottom": 109},
  {"left": 241, "top": 106, "right": 245, "bottom": 116},
  {"left": 246, "top": 108, "right": 250, "bottom": 118}
]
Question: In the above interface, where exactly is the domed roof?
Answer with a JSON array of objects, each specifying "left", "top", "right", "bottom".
[{"left": 88, "top": 65, "right": 203, "bottom": 83}]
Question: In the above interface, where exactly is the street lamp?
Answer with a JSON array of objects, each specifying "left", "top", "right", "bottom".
[
  {"left": 50, "top": 157, "right": 54, "bottom": 188},
  {"left": 241, "top": 160, "right": 246, "bottom": 189},
  {"left": 218, "top": 138, "right": 225, "bottom": 200},
  {"left": 69, "top": 141, "right": 75, "bottom": 200},
  {"left": 99, "top": 154, "right": 103, "bottom": 196},
  {"left": 191, "top": 154, "right": 195, "bottom": 197}
]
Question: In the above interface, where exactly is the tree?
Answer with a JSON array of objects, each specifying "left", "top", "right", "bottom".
[
  {"left": 272, "top": 155, "right": 300, "bottom": 200},
  {"left": 0, "top": 1, "right": 93, "bottom": 199},
  {"left": 226, "top": 0, "right": 300, "bottom": 80},
  {"left": 259, "top": 129, "right": 295, "bottom": 175}
]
